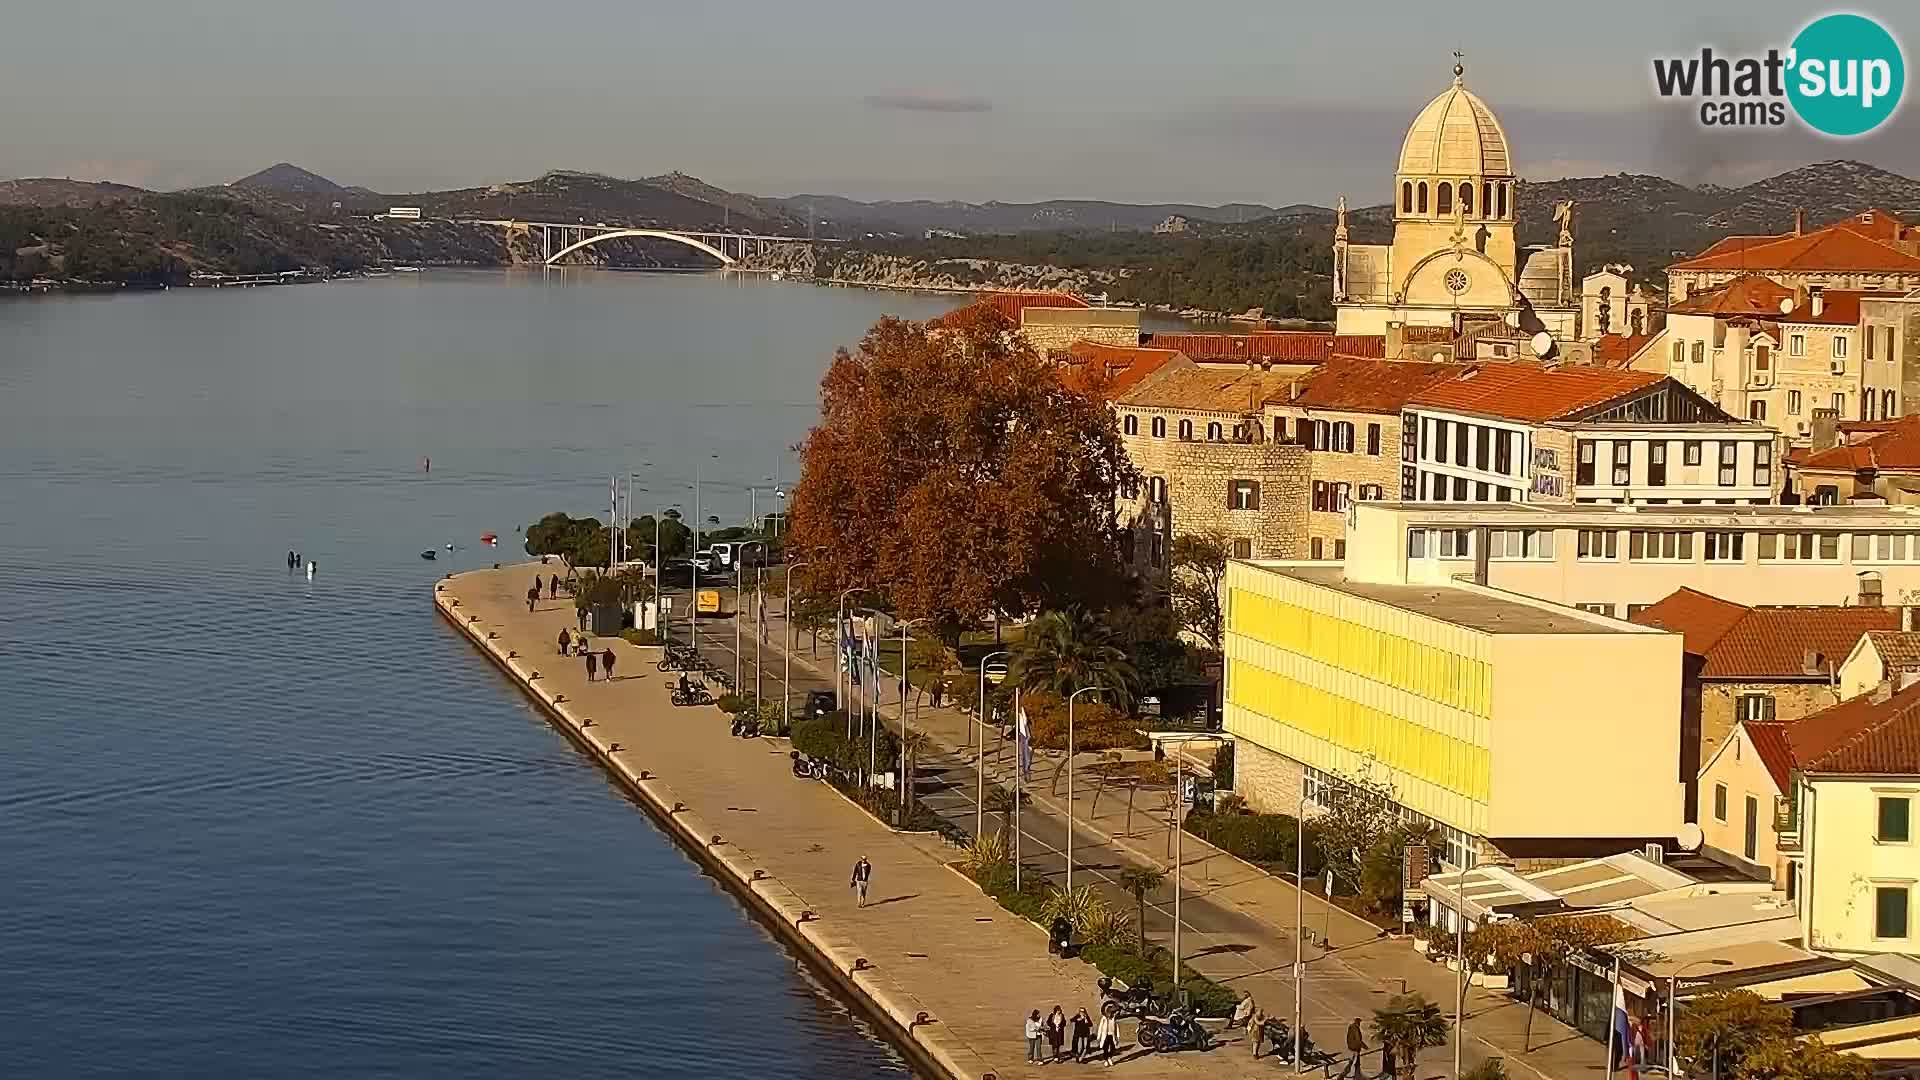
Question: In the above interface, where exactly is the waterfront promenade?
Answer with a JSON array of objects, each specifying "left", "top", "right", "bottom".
[{"left": 436, "top": 563, "right": 1251, "bottom": 1079}]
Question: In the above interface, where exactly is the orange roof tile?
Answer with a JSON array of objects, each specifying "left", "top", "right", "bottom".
[
  {"left": 1786, "top": 679, "right": 1920, "bottom": 776},
  {"left": 1277, "top": 358, "right": 1463, "bottom": 415},
  {"left": 1117, "top": 365, "right": 1310, "bottom": 413},
  {"left": 1745, "top": 721, "right": 1798, "bottom": 791},
  {"left": 1594, "top": 331, "right": 1658, "bottom": 369},
  {"left": 1670, "top": 274, "right": 1797, "bottom": 316},
  {"left": 1799, "top": 415, "right": 1920, "bottom": 472},
  {"left": 1059, "top": 341, "right": 1183, "bottom": 398},
  {"left": 1143, "top": 331, "right": 1386, "bottom": 363},
  {"left": 929, "top": 290, "right": 1088, "bottom": 328},
  {"left": 1407, "top": 363, "right": 1665, "bottom": 423},
  {"left": 1863, "top": 630, "right": 1920, "bottom": 674},
  {"left": 1628, "top": 587, "right": 1750, "bottom": 656},
  {"left": 1631, "top": 587, "right": 1899, "bottom": 679},
  {"left": 1670, "top": 213, "right": 1920, "bottom": 273},
  {"left": 1778, "top": 289, "right": 1895, "bottom": 326}
]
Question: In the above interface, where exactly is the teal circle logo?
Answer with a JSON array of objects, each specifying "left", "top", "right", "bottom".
[{"left": 1788, "top": 13, "right": 1905, "bottom": 136}]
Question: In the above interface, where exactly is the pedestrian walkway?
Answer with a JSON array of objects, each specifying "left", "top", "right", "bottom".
[
  {"left": 700, "top": 604, "right": 1612, "bottom": 1080},
  {"left": 442, "top": 564, "right": 1283, "bottom": 1079}
]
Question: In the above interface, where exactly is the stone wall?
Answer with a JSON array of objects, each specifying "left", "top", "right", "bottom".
[
  {"left": 1120, "top": 414, "right": 1310, "bottom": 561},
  {"left": 1233, "top": 736, "right": 1304, "bottom": 815},
  {"left": 1020, "top": 308, "right": 1141, "bottom": 353},
  {"left": 1700, "top": 680, "right": 1838, "bottom": 761}
]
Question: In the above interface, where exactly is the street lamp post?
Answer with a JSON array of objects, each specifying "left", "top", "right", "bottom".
[
  {"left": 1065, "top": 686, "right": 1100, "bottom": 895},
  {"left": 1155, "top": 733, "right": 1215, "bottom": 1010},
  {"left": 1668, "top": 959, "right": 1735, "bottom": 1076},
  {"left": 690, "top": 453, "right": 716, "bottom": 653},
  {"left": 782, "top": 561, "right": 812, "bottom": 729},
  {"left": 736, "top": 541, "right": 767, "bottom": 694},
  {"left": 654, "top": 505, "right": 680, "bottom": 639},
  {"left": 976, "top": 650, "right": 1011, "bottom": 840},
  {"left": 896, "top": 617, "right": 931, "bottom": 826}
]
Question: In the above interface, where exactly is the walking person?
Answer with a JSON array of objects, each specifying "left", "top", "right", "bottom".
[
  {"left": 527, "top": 586, "right": 538, "bottom": 613},
  {"left": 548, "top": 574, "right": 559, "bottom": 600},
  {"left": 600, "top": 647, "right": 616, "bottom": 681},
  {"left": 1025, "top": 1010, "right": 1045, "bottom": 1064},
  {"left": 585, "top": 649, "right": 598, "bottom": 682},
  {"left": 576, "top": 605, "right": 588, "bottom": 632},
  {"left": 849, "top": 856, "right": 872, "bottom": 907},
  {"left": 557, "top": 628, "right": 572, "bottom": 656},
  {"left": 1046, "top": 1004, "right": 1066, "bottom": 1062},
  {"left": 1339, "top": 1017, "right": 1367, "bottom": 1080},
  {"left": 1070, "top": 1007, "right": 1093, "bottom": 1062},
  {"left": 1247, "top": 1001, "right": 1269, "bottom": 1059},
  {"left": 1095, "top": 1003, "right": 1118, "bottom": 1067}
]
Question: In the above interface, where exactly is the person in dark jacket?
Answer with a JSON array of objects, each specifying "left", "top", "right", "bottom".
[
  {"left": 585, "top": 650, "right": 598, "bottom": 682},
  {"left": 526, "top": 586, "right": 539, "bottom": 613},
  {"left": 548, "top": 574, "right": 560, "bottom": 600},
  {"left": 1338, "top": 1018, "right": 1367, "bottom": 1080},
  {"left": 1045, "top": 1005, "right": 1066, "bottom": 1062},
  {"left": 600, "top": 647, "right": 616, "bottom": 681},
  {"left": 558, "top": 628, "right": 572, "bottom": 655},
  {"left": 1070, "top": 1007, "right": 1093, "bottom": 1062}
]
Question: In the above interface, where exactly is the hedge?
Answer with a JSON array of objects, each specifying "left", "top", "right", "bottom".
[{"left": 1183, "top": 807, "right": 1326, "bottom": 878}]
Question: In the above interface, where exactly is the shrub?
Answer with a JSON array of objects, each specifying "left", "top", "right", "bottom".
[
  {"left": 620, "top": 628, "right": 659, "bottom": 646},
  {"left": 1212, "top": 740, "right": 1235, "bottom": 789},
  {"left": 1039, "top": 884, "right": 1110, "bottom": 932},
  {"left": 1462, "top": 1061, "right": 1506, "bottom": 1080},
  {"left": 1183, "top": 807, "right": 1324, "bottom": 875},
  {"left": 791, "top": 713, "right": 897, "bottom": 777},
  {"left": 962, "top": 833, "right": 1011, "bottom": 878},
  {"left": 715, "top": 693, "right": 748, "bottom": 714}
]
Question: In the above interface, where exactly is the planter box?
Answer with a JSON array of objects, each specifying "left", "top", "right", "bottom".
[
  {"left": 1413, "top": 939, "right": 1430, "bottom": 955},
  {"left": 1471, "top": 972, "right": 1510, "bottom": 990}
]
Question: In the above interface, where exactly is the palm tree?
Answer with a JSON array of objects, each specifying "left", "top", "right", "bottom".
[
  {"left": 1010, "top": 608, "right": 1141, "bottom": 710},
  {"left": 986, "top": 785, "right": 1021, "bottom": 843},
  {"left": 1117, "top": 866, "right": 1166, "bottom": 958},
  {"left": 1370, "top": 993, "right": 1451, "bottom": 1080},
  {"left": 897, "top": 729, "right": 932, "bottom": 826}
]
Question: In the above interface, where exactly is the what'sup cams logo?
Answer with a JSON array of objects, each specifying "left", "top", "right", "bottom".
[{"left": 1653, "top": 13, "right": 1905, "bottom": 136}]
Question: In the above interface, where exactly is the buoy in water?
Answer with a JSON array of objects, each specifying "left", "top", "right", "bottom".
[{"left": 420, "top": 550, "right": 437, "bottom": 561}]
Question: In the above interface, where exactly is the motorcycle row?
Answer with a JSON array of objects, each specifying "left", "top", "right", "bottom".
[{"left": 657, "top": 641, "right": 763, "bottom": 736}]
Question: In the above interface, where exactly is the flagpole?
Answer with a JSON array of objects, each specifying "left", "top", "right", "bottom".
[
  {"left": 1606, "top": 955, "right": 1620, "bottom": 1080},
  {"left": 1015, "top": 687, "right": 1023, "bottom": 893}
]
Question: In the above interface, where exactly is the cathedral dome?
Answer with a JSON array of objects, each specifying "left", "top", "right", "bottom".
[{"left": 1397, "top": 67, "right": 1511, "bottom": 177}]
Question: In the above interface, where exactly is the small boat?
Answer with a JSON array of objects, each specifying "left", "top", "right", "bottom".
[
  {"left": 480, "top": 532, "right": 498, "bottom": 547},
  {"left": 419, "top": 550, "right": 437, "bottom": 561}
]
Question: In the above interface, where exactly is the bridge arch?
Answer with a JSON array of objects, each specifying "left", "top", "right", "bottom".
[{"left": 544, "top": 229, "right": 736, "bottom": 267}]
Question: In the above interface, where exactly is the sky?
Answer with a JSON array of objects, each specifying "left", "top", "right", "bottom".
[{"left": 6, "top": 1, "right": 1920, "bottom": 207}]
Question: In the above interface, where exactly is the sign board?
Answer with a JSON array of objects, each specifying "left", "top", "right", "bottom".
[
  {"left": 1530, "top": 447, "right": 1564, "bottom": 497},
  {"left": 696, "top": 589, "right": 723, "bottom": 614},
  {"left": 983, "top": 660, "right": 1010, "bottom": 686},
  {"left": 1403, "top": 842, "right": 1431, "bottom": 894}
]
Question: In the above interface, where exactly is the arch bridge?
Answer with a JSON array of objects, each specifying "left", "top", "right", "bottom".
[{"left": 475, "top": 220, "right": 830, "bottom": 267}]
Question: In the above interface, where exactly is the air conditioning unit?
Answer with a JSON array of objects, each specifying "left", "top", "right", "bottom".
[{"left": 1643, "top": 842, "right": 1666, "bottom": 864}]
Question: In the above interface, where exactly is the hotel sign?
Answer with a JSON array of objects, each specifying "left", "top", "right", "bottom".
[{"left": 1531, "top": 447, "right": 1564, "bottom": 497}]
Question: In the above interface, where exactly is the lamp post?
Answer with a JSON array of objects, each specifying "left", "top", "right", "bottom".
[
  {"left": 976, "top": 650, "right": 1012, "bottom": 840},
  {"left": 690, "top": 453, "right": 717, "bottom": 653},
  {"left": 782, "top": 561, "right": 811, "bottom": 729},
  {"left": 654, "top": 505, "right": 680, "bottom": 639},
  {"left": 835, "top": 586, "right": 868, "bottom": 736},
  {"left": 1154, "top": 732, "right": 1216, "bottom": 1010},
  {"left": 1065, "top": 686, "right": 1100, "bottom": 895},
  {"left": 1668, "top": 958, "right": 1734, "bottom": 1076},
  {"left": 896, "top": 616, "right": 932, "bottom": 826},
  {"left": 736, "top": 541, "right": 767, "bottom": 694}
]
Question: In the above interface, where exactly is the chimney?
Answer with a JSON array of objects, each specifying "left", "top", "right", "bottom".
[
  {"left": 1811, "top": 284, "right": 1826, "bottom": 318},
  {"left": 1874, "top": 679, "right": 1896, "bottom": 705},
  {"left": 1906, "top": 605, "right": 1916, "bottom": 633},
  {"left": 1802, "top": 649, "right": 1827, "bottom": 676},
  {"left": 1795, "top": 207, "right": 1806, "bottom": 236},
  {"left": 1793, "top": 283, "right": 1810, "bottom": 312}
]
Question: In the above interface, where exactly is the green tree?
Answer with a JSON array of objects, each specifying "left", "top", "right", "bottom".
[
  {"left": 627, "top": 512, "right": 691, "bottom": 562},
  {"left": 1169, "top": 531, "right": 1231, "bottom": 650},
  {"left": 1010, "top": 608, "right": 1141, "bottom": 710},
  {"left": 1311, "top": 768, "right": 1405, "bottom": 897},
  {"left": 1117, "top": 866, "right": 1166, "bottom": 957},
  {"left": 1370, "top": 993, "right": 1451, "bottom": 1080},
  {"left": 1677, "top": 991, "right": 1795, "bottom": 1080}
]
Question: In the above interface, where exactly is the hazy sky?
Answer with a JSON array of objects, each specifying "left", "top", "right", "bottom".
[{"left": 7, "top": 1, "right": 1919, "bottom": 205}]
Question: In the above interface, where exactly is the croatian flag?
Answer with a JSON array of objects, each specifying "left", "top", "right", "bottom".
[
  {"left": 1612, "top": 980, "right": 1638, "bottom": 1080},
  {"left": 841, "top": 624, "right": 858, "bottom": 683},
  {"left": 1016, "top": 701, "right": 1033, "bottom": 783}
]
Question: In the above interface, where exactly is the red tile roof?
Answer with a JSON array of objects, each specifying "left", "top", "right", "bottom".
[
  {"left": 1799, "top": 415, "right": 1920, "bottom": 472},
  {"left": 1630, "top": 588, "right": 1899, "bottom": 679},
  {"left": 1784, "top": 679, "right": 1920, "bottom": 777},
  {"left": 1779, "top": 289, "right": 1889, "bottom": 326},
  {"left": 1670, "top": 210, "right": 1920, "bottom": 273},
  {"left": 929, "top": 290, "right": 1088, "bottom": 328},
  {"left": 1745, "top": 721, "right": 1798, "bottom": 791},
  {"left": 1628, "top": 587, "right": 1750, "bottom": 656},
  {"left": 1670, "top": 274, "right": 1797, "bottom": 316},
  {"left": 1277, "top": 358, "right": 1462, "bottom": 414},
  {"left": 1594, "top": 331, "right": 1657, "bottom": 369},
  {"left": 1143, "top": 331, "right": 1386, "bottom": 363},
  {"left": 1059, "top": 341, "right": 1184, "bottom": 398},
  {"left": 1407, "top": 362, "right": 1665, "bottom": 423}
]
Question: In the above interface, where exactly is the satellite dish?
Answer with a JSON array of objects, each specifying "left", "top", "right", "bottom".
[
  {"left": 1676, "top": 822, "right": 1704, "bottom": 852},
  {"left": 1530, "top": 332, "right": 1554, "bottom": 358},
  {"left": 1779, "top": 297, "right": 1795, "bottom": 314}
]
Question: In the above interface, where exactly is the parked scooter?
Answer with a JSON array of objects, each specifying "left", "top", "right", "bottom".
[{"left": 1135, "top": 1008, "right": 1212, "bottom": 1053}]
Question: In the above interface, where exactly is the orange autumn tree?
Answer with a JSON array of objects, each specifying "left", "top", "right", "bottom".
[{"left": 787, "top": 307, "right": 1138, "bottom": 644}]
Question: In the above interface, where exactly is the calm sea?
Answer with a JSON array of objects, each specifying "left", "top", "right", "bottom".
[{"left": 0, "top": 271, "right": 955, "bottom": 1078}]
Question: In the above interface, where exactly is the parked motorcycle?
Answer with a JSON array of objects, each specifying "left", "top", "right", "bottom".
[
  {"left": 670, "top": 683, "right": 712, "bottom": 707},
  {"left": 1135, "top": 1008, "right": 1211, "bottom": 1053},
  {"left": 731, "top": 712, "right": 762, "bottom": 738}
]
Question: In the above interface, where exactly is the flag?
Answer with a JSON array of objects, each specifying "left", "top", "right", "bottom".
[
  {"left": 1016, "top": 700, "right": 1032, "bottom": 783},
  {"left": 840, "top": 622, "right": 857, "bottom": 682},
  {"left": 1612, "top": 978, "right": 1636, "bottom": 1079}
]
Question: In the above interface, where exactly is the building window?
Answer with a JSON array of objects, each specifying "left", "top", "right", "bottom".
[
  {"left": 1790, "top": 333, "right": 1807, "bottom": 357},
  {"left": 1334, "top": 539, "right": 1346, "bottom": 560},
  {"left": 1494, "top": 432, "right": 1513, "bottom": 475},
  {"left": 1417, "top": 182, "right": 1428, "bottom": 214},
  {"left": 1455, "top": 423, "right": 1470, "bottom": 465},
  {"left": 1178, "top": 418, "right": 1193, "bottom": 441},
  {"left": 1150, "top": 532, "right": 1164, "bottom": 568},
  {"left": 1359, "top": 484, "right": 1385, "bottom": 501},
  {"left": 1877, "top": 886, "right": 1911, "bottom": 939},
  {"left": 1880, "top": 797, "right": 1913, "bottom": 843},
  {"left": 1434, "top": 420, "right": 1450, "bottom": 463},
  {"left": 1496, "top": 183, "right": 1508, "bottom": 219},
  {"left": 1738, "top": 693, "right": 1776, "bottom": 722},
  {"left": 1335, "top": 422, "right": 1355, "bottom": 453},
  {"left": 1460, "top": 182, "right": 1473, "bottom": 214},
  {"left": 1229, "top": 479, "right": 1261, "bottom": 510},
  {"left": 1813, "top": 485, "right": 1840, "bottom": 506},
  {"left": 1437, "top": 183, "right": 1452, "bottom": 216},
  {"left": 1749, "top": 400, "right": 1767, "bottom": 422},
  {"left": 1367, "top": 423, "right": 1382, "bottom": 456},
  {"left": 1869, "top": 325, "right": 1878, "bottom": 360},
  {"left": 1887, "top": 390, "right": 1899, "bottom": 418},
  {"left": 1612, "top": 442, "right": 1631, "bottom": 486},
  {"left": 1122, "top": 477, "right": 1140, "bottom": 501},
  {"left": 1402, "top": 182, "right": 1413, "bottom": 214},
  {"left": 1488, "top": 529, "right": 1551, "bottom": 560},
  {"left": 1437, "top": 529, "right": 1472, "bottom": 558},
  {"left": 1703, "top": 532, "right": 1745, "bottom": 561},
  {"left": 1835, "top": 335, "right": 1849, "bottom": 359},
  {"left": 1475, "top": 427, "right": 1491, "bottom": 471},
  {"left": 1671, "top": 341, "right": 1685, "bottom": 366},
  {"left": 1788, "top": 390, "right": 1802, "bottom": 415},
  {"left": 1834, "top": 392, "right": 1847, "bottom": 414},
  {"left": 1453, "top": 477, "right": 1468, "bottom": 501},
  {"left": 1629, "top": 530, "right": 1694, "bottom": 561},
  {"left": 1577, "top": 441, "right": 1596, "bottom": 485},
  {"left": 1719, "top": 443, "right": 1738, "bottom": 486},
  {"left": 1272, "top": 416, "right": 1288, "bottom": 442},
  {"left": 1576, "top": 603, "right": 1616, "bottom": 617},
  {"left": 1577, "top": 529, "right": 1619, "bottom": 559},
  {"left": 1854, "top": 533, "right": 1913, "bottom": 562},
  {"left": 1151, "top": 417, "right": 1166, "bottom": 438},
  {"left": 1713, "top": 784, "right": 1728, "bottom": 822},
  {"left": 1760, "top": 532, "right": 1840, "bottom": 560},
  {"left": 1231, "top": 538, "right": 1253, "bottom": 559},
  {"left": 1148, "top": 476, "right": 1166, "bottom": 503},
  {"left": 1123, "top": 414, "right": 1138, "bottom": 435},
  {"left": 1756, "top": 344, "right": 1772, "bottom": 370},
  {"left": 1407, "top": 529, "right": 1427, "bottom": 558},
  {"left": 1649, "top": 442, "right": 1667, "bottom": 486},
  {"left": 1312, "top": 481, "right": 1327, "bottom": 512},
  {"left": 1745, "top": 795, "right": 1760, "bottom": 860},
  {"left": 1206, "top": 421, "right": 1223, "bottom": 441},
  {"left": 1754, "top": 442, "right": 1772, "bottom": 488},
  {"left": 1310, "top": 538, "right": 1324, "bottom": 560},
  {"left": 1691, "top": 341, "right": 1705, "bottom": 364}
]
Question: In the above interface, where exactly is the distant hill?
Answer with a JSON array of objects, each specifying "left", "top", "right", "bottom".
[
  {"left": 778, "top": 194, "right": 1289, "bottom": 235},
  {"left": 230, "top": 162, "right": 349, "bottom": 195},
  {"left": 0, "top": 178, "right": 152, "bottom": 207}
]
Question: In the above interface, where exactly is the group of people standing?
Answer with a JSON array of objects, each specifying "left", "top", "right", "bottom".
[
  {"left": 556, "top": 627, "right": 617, "bottom": 681},
  {"left": 1024, "top": 1004, "right": 1118, "bottom": 1066}
]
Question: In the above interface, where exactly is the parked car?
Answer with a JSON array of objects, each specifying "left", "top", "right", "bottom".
[{"left": 791, "top": 689, "right": 836, "bottom": 721}]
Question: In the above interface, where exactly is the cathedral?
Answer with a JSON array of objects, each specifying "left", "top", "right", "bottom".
[{"left": 1332, "top": 63, "right": 1580, "bottom": 348}]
